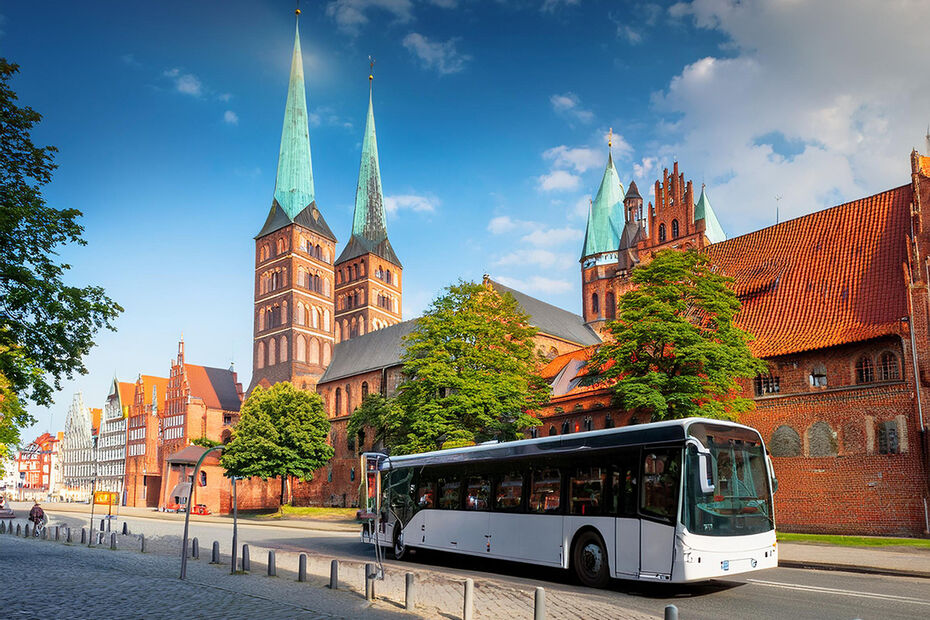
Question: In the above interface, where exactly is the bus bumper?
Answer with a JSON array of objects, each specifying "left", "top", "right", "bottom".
[{"left": 674, "top": 538, "right": 778, "bottom": 582}]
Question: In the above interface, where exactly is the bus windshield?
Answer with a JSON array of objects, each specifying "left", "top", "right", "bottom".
[{"left": 683, "top": 423, "right": 774, "bottom": 537}]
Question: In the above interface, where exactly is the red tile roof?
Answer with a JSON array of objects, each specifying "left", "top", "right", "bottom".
[
  {"left": 117, "top": 382, "right": 135, "bottom": 408},
  {"left": 706, "top": 185, "right": 911, "bottom": 358},
  {"left": 89, "top": 408, "right": 102, "bottom": 435},
  {"left": 185, "top": 364, "right": 242, "bottom": 412},
  {"left": 138, "top": 375, "right": 169, "bottom": 412}
]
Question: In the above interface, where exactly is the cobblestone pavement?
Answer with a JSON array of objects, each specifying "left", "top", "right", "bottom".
[{"left": 0, "top": 517, "right": 659, "bottom": 619}]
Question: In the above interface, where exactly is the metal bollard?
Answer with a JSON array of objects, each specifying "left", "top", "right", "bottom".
[
  {"left": 365, "top": 563, "right": 376, "bottom": 601},
  {"left": 66, "top": 527, "right": 72, "bottom": 543},
  {"left": 122, "top": 521, "right": 128, "bottom": 535},
  {"left": 110, "top": 533, "right": 117, "bottom": 550},
  {"left": 192, "top": 537, "right": 199, "bottom": 560},
  {"left": 405, "top": 572, "right": 416, "bottom": 611},
  {"left": 463, "top": 578, "right": 474, "bottom": 620},
  {"left": 665, "top": 604, "right": 679, "bottom": 620},
  {"left": 268, "top": 550, "right": 277, "bottom": 576},
  {"left": 23, "top": 524, "right": 29, "bottom": 537},
  {"left": 534, "top": 586, "right": 546, "bottom": 620},
  {"left": 211, "top": 541, "right": 220, "bottom": 564},
  {"left": 298, "top": 553, "right": 308, "bottom": 582},
  {"left": 43, "top": 526, "right": 49, "bottom": 540},
  {"left": 55, "top": 526, "right": 60, "bottom": 541},
  {"left": 100, "top": 518, "right": 105, "bottom": 531},
  {"left": 329, "top": 559, "right": 338, "bottom": 589},
  {"left": 0, "top": 521, "right": 5, "bottom": 534},
  {"left": 241, "top": 544, "right": 250, "bottom": 572},
  {"left": 80, "top": 527, "right": 86, "bottom": 544},
  {"left": 140, "top": 533, "right": 146, "bottom": 553}
]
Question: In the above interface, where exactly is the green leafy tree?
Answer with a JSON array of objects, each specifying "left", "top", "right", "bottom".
[
  {"left": 221, "top": 382, "right": 333, "bottom": 505},
  {"left": 592, "top": 249, "right": 766, "bottom": 421},
  {"left": 0, "top": 59, "right": 122, "bottom": 450},
  {"left": 350, "top": 280, "right": 549, "bottom": 455},
  {"left": 346, "top": 393, "right": 405, "bottom": 451}
]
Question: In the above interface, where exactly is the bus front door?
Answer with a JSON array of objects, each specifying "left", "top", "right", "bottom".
[
  {"left": 614, "top": 517, "right": 640, "bottom": 577},
  {"left": 639, "top": 520, "right": 674, "bottom": 578}
]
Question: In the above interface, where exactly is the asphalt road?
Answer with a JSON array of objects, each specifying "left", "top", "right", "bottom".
[{"left": 37, "top": 507, "right": 930, "bottom": 620}]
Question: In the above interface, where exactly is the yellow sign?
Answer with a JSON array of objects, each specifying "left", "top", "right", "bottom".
[{"left": 93, "top": 491, "right": 118, "bottom": 505}]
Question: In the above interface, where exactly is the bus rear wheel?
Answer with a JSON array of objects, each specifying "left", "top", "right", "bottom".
[
  {"left": 572, "top": 530, "right": 610, "bottom": 588},
  {"left": 392, "top": 525, "right": 408, "bottom": 560}
]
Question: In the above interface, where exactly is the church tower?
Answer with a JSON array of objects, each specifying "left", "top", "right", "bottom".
[
  {"left": 333, "top": 68, "right": 403, "bottom": 342},
  {"left": 250, "top": 12, "right": 336, "bottom": 393},
  {"left": 580, "top": 135, "right": 624, "bottom": 331}
]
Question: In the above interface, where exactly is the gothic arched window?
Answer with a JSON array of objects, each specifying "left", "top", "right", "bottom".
[
  {"left": 879, "top": 352, "right": 900, "bottom": 381},
  {"left": 268, "top": 338, "right": 276, "bottom": 366},
  {"left": 671, "top": 219, "right": 679, "bottom": 239},
  {"left": 279, "top": 336, "right": 287, "bottom": 363},
  {"left": 591, "top": 293, "right": 599, "bottom": 315},
  {"left": 658, "top": 223, "right": 667, "bottom": 243},
  {"left": 309, "top": 338, "right": 320, "bottom": 364},
  {"left": 361, "top": 382, "right": 369, "bottom": 400},
  {"left": 605, "top": 291, "right": 616, "bottom": 319},
  {"left": 335, "top": 388, "right": 342, "bottom": 416},
  {"left": 296, "top": 335, "right": 307, "bottom": 362},
  {"left": 855, "top": 356, "right": 874, "bottom": 384}
]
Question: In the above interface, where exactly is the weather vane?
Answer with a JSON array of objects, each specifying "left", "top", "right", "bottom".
[
  {"left": 296, "top": 0, "right": 301, "bottom": 16},
  {"left": 608, "top": 127, "right": 613, "bottom": 150},
  {"left": 369, "top": 55, "right": 375, "bottom": 82}
]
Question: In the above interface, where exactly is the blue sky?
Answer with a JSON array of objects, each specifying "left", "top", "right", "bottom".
[{"left": 4, "top": 0, "right": 930, "bottom": 434}]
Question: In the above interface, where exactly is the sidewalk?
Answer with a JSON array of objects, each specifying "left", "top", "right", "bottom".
[
  {"left": 8, "top": 500, "right": 358, "bottom": 532},
  {"left": 778, "top": 541, "right": 930, "bottom": 579}
]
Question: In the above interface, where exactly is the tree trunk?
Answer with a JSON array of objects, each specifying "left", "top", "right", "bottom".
[{"left": 279, "top": 476, "right": 285, "bottom": 507}]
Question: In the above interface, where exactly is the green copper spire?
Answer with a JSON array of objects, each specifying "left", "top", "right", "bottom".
[
  {"left": 273, "top": 20, "right": 315, "bottom": 220},
  {"left": 351, "top": 87, "right": 387, "bottom": 243},
  {"left": 581, "top": 153, "right": 625, "bottom": 259},
  {"left": 335, "top": 71, "right": 401, "bottom": 266},
  {"left": 694, "top": 184, "right": 726, "bottom": 244}
]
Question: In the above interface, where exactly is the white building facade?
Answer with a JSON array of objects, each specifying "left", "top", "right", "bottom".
[
  {"left": 97, "top": 378, "right": 129, "bottom": 500},
  {"left": 61, "top": 392, "right": 95, "bottom": 501}
]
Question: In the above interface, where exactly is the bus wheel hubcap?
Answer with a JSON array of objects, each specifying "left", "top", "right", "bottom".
[{"left": 582, "top": 543, "right": 602, "bottom": 574}]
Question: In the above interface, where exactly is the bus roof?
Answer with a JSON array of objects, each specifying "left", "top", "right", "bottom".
[{"left": 383, "top": 417, "right": 761, "bottom": 469}]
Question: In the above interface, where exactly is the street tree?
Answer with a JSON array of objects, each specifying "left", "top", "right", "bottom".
[
  {"left": 350, "top": 280, "right": 548, "bottom": 455},
  {"left": 592, "top": 249, "right": 766, "bottom": 421},
  {"left": 0, "top": 58, "right": 122, "bottom": 449},
  {"left": 221, "top": 382, "right": 333, "bottom": 505}
]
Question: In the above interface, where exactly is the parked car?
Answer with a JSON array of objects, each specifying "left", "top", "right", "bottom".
[
  {"left": 190, "top": 504, "right": 211, "bottom": 515},
  {"left": 165, "top": 501, "right": 186, "bottom": 513}
]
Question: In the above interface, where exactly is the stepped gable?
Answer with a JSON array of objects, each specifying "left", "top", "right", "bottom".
[{"left": 705, "top": 184, "right": 912, "bottom": 358}]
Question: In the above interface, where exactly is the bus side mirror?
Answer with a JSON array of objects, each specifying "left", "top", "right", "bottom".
[
  {"left": 688, "top": 440, "right": 715, "bottom": 494},
  {"left": 767, "top": 454, "right": 778, "bottom": 494}
]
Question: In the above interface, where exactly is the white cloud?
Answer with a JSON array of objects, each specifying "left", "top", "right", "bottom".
[
  {"left": 538, "top": 169, "right": 582, "bottom": 192},
  {"left": 427, "top": 0, "right": 457, "bottom": 7},
  {"left": 550, "top": 92, "right": 594, "bottom": 124},
  {"left": 163, "top": 68, "right": 203, "bottom": 97},
  {"left": 495, "top": 249, "right": 574, "bottom": 270},
  {"left": 326, "top": 0, "right": 413, "bottom": 34},
  {"left": 633, "top": 156, "right": 657, "bottom": 180},
  {"left": 402, "top": 33, "right": 471, "bottom": 75},
  {"left": 543, "top": 145, "right": 601, "bottom": 174},
  {"left": 653, "top": 0, "right": 930, "bottom": 234},
  {"left": 384, "top": 193, "right": 438, "bottom": 214},
  {"left": 493, "top": 275, "right": 574, "bottom": 295},
  {"left": 619, "top": 25, "right": 643, "bottom": 44},
  {"left": 218, "top": 93, "right": 232, "bottom": 102},
  {"left": 541, "top": 0, "right": 580, "bottom": 13},
  {"left": 572, "top": 195, "right": 592, "bottom": 219},
  {"left": 223, "top": 110, "right": 239, "bottom": 125},
  {"left": 488, "top": 216, "right": 519, "bottom": 234},
  {"left": 121, "top": 53, "right": 141, "bottom": 67},
  {"left": 521, "top": 227, "right": 583, "bottom": 247}
]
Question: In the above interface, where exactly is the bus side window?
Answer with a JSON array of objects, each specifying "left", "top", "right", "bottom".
[
  {"left": 570, "top": 465, "right": 607, "bottom": 516},
  {"left": 529, "top": 467, "right": 561, "bottom": 514},
  {"left": 416, "top": 474, "right": 436, "bottom": 511},
  {"left": 494, "top": 472, "right": 524, "bottom": 512},
  {"left": 465, "top": 475, "right": 490, "bottom": 510},
  {"left": 612, "top": 453, "right": 639, "bottom": 517},
  {"left": 641, "top": 448, "right": 682, "bottom": 522},
  {"left": 438, "top": 474, "right": 461, "bottom": 510}
]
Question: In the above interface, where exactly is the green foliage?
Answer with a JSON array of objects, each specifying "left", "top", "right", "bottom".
[
  {"left": 0, "top": 59, "right": 122, "bottom": 410},
  {"left": 221, "top": 383, "right": 334, "bottom": 503},
  {"left": 0, "top": 366, "right": 30, "bottom": 460},
  {"left": 190, "top": 436, "right": 221, "bottom": 449},
  {"left": 346, "top": 393, "right": 404, "bottom": 450},
  {"left": 592, "top": 249, "right": 767, "bottom": 421},
  {"left": 349, "top": 280, "right": 549, "bottom": 455}
]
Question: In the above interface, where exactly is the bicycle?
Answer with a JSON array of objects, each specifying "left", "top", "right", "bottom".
[{"left": 30, "top": 515, "right": 47, "bottom": 538}]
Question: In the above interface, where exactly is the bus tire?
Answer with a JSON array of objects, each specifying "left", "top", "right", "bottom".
[
  {"left": 572, "top": 530, "right": 610, "bottom": 588},
  {"left": 392, "top": 525, "right": 408, "bottom": 560}
]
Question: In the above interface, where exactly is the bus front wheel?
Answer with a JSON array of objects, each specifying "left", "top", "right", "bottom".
[
  {"left": 392, "top": 525, "right": 408, "bottom": 560},
  {"left": 572, "top": 530, "right": 610, "bottom": 588}
]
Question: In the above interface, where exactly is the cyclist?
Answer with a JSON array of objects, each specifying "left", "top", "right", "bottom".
[{"left": 28, "top": 501, "right": 45, "bottom": 534}]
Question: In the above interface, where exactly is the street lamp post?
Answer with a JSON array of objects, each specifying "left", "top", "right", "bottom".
[{"left": 179, "top": 445, "right": 222, "bottom": 580}]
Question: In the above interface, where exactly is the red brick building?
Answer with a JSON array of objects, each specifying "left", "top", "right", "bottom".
[
  {"left": 544, "top": 149, "right": 930, "bottom": 536},
  {"left": 124, "top": 374, "right": 168, "bottom": 508},
  {"left": 16, "top": 432, "right": 60, "bottom": 501}
]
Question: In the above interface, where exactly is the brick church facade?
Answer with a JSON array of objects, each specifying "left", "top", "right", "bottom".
[{"left": 540, "top": 148, "right": 930, "bottom": 536}]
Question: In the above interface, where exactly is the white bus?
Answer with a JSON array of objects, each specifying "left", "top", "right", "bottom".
[{"left": 360, "top": 417, "right": 778, "bottom": 586}]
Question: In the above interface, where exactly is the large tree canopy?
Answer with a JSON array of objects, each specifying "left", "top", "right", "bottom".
[
  {"left": 350, "top": 280, "right": 549, "bottom": 455},
  {"left": 592, "top": 249, "right": 766, "bottom": 421},
  {"left": 221, "top": 382, "right": 333, "bottom": 504},
  {"left": 0, "top": 59, "right": 122, "bottom": 451}
]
